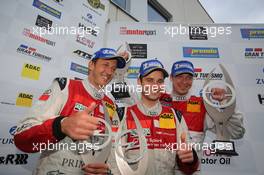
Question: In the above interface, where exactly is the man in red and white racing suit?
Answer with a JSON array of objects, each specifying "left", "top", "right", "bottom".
[
  {"left": 14, "top": 48, "right": 126, "bottom": 175},
  {"left": 160, "top": 60, "right": 245, "bottom": 174},
  {"left": 113, "top": 59, "right": 199, "bottom": 175}
]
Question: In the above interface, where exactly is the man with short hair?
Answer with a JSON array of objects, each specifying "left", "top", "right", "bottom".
[
  {"left": 116, "top": 59, "right": 199, "bottom": 175},
  {"left": 14, "top": 48, "right": 126, "bottom": 175},
  {"left": 160, "top": 60, "right": 245, "bottom": 174}
]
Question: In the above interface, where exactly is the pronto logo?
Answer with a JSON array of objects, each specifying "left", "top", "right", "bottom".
[
  {"left": 21, "top": 63, "right": 41, "bottom": 80},
  {"left": 245, "top": 48, "right": 264, "bottom": 59},
  {"left": 183, "top": 47, "right": 219, "bottom": 58},
  {"left": 16, "top": 93, "right": 33, "bottom": 107},
  {"left": 33, "top": 0, "right": 61, "bottom": 19},
  {"left": 17, "top": 44, "right": 52, "bottom": 62},
  {"left": 120, "top": 27, "right": 156, "bottom": 36},
  {"left": 241, "top": 28, "right": 264, "bottom": 39},
  {"left": 23, "top": 28, "right": 56, "bottom": 47}
]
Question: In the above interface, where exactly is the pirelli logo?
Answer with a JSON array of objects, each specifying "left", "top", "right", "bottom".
[
  {"left": 21, "top": 63, "right": 41, "bottom": 80},
  {"left": 16, "top": 93, "right": 33, "bottom": 107}
]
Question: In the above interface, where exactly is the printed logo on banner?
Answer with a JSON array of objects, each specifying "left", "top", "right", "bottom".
[
  {"left": 32, "top": 0, "right": 61, "bottom": 19},
  {"left": 258, "top": 94, "right": 264, "bottom": 105},
  {"left": 78, "top": 23, "right": 99, "bottom": 37},
  {"left": 35, "top": 15, "right": 52, "bottom": 31},
  {"left": 193, "top": 68, "right": 223, "bottom": 80},
  {"left": 81, "top": 13, "right": 96, "bottom": 27},
  {"left": 52, "top": 0, "right": 64, "bottom": 7},
  {"left": 120, "top": 27, "right": 156, "bottom": 36},
  {"left": 129, "top": 44, "right": 147, "bottom": 59},
  {"left": 189, "top": 26, "right": 208, "bottom": 40},
  {"left": 127, "top": 67, "right": 140, "bottom": 79},
  {"left": 23, "top": 28, "right": 56, "bottom": 47},
  {"left": 201, "top": 149, "right": 232, "bottom": 165},
  {"left": 245, "top": 48, "right": 264, "bottom": 59},
  {"left": 17, "top": 44, "right": 52, "bottom": 62},
  {"left": 82, "top": 0, "right": 105, "bottom": 17},
  {"left": 76, "top": 34, "right": 95, "bottom": 48},
  {"left": 70, "top": 62, "right": 88, "bottom": 75},
  {"left": 16, "top": 93, "right": 33, "bottom": 107},
  {"left": 0, "top": 154, "right": 28, "bottom": 165},
  {"left": 0, "top": 126, "right": 16, "bottom": 145},
  {"left": 73, "top": 49, "right": 92, "bottom": 60},
  {"left": 21, "top": 63, "right": 41, "bottom": 80},
  {"left": 183, "top": 47, "right": 219, "bottom": 58},
  {"left": 240, "top": 28, "right": 264, "bottom": 39}
]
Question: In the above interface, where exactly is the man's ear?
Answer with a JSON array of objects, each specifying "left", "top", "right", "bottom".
[{"left": 88, "top": 60, "right": 94, "bottom": 71}]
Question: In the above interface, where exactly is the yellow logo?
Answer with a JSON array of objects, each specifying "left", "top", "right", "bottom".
[
  {"left": 16, "top": 93, "right": 33, "bottom": 107},
  {"left": 104, "top": 102, "right": 116, "bottom": 118},
  {"left": 159, "top": 113, "right": 175, "bottom": 129},
  {"left": 21, "top": 63, "right": 41, "bottom": 80},
  {"left": 87, "top": 0, "right": 105, "bottom": 10},
  {"left": 187, "top": 100, "right": 201, "bottom": 112}
]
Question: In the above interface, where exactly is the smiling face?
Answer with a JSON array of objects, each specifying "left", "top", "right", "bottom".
[
  {"left": 171, "top": 73, "right": 193, "bottom": 95},
  {"left": 88, "top": 58, "right": 117, "bottom": 89}
]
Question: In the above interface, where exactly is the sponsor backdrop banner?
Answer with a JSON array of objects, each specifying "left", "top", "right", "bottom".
[
  {"left": 0, "top": 0, "right": 109, "bottom": 174},
  {"left": 106, "top": 22, "right": 264, "bottom": 175}
]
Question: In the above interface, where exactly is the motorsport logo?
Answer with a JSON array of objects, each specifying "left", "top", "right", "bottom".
[
  {"left": 245, "top": 48, "right": 264, "bottom": 59},
  {"left": 32, "top": 0, "right": 61, "bottom": 19},
  {"left": 73, "top": 49, "right": 92, "bottom": 60},
  {"left": 183, "top": 47, "right": 219, "bottom": 58},
  {"left": 35, "top": 15, "right": 52, "bottom": 31},
  {"left": 21, "top": 63, "right": 41, "bottom": 80},
  {"left": 78, "top": 23, "right": 99, "bottom": 37},
  {"left": 76, "top": 34, "right": 95, "bottom": 48},
  {"left": 70, "top": 62, "right": 88, "bottom": 75},
  {"left": 189, "top": 26, "right": 208, "bottom": 40},
  {"left": 241, "top": 28, "right": 264, "bottom": 39},
  {"left": 81, "top": 13, "right": 96, "bottom": 27},
  {"left": 120, "top": 27, "right": 156, "bottom": 36},
  {"left": 23, "top": 28, "right": 56, "bottom": 47},
  {"left": 17, "top": 44, "right": 52, "bottom": 62},
  {"left": 16, "top": 92, "right": 33, "bottom": 107},
  {"left": 127, "top": 66, "right": 140, "bottom": 79},
  {"left": 193, "top": 68, "right": 223, "bottom": 80}
]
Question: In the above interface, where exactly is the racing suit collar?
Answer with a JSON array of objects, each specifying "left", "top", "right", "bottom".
[
  {"left": 82, "top": 78, "right": 105, "bottom": 100},
  {"left": 171, "top": 91, "right": 191, "bottom": 101},
  {"left": 137, "top": 100, "right": 162, "bottom": 116}
]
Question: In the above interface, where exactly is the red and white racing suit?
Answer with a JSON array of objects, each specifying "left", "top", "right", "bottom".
[
  {"left": 14, "top": 78, "right": 119, "bottom": 175},
  {"left": 160, "top": 92, "right": 245, "bottom": 173},
  {"left": 112, "top": 101, "right": 199, "bottom": 175}
]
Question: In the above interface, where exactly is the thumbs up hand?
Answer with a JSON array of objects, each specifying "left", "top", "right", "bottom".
[
  {"left": 177, "top": 132, "right": 194, "bottom": 163},
  {"left": 61, "top": 102, "right": 100, "bottom": 140}
]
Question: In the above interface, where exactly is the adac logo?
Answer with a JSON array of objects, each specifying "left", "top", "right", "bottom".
[
  {"left": 127, "top": 67, "right": 140, "bottom": 79},
  {"left": 241, "top": 28, "right": 264, "bottom": 39},
  {"left": 33, "top": 0, "right": 61, "bottom": 19},
  {"left": 183, "top": 47, "right": 219, "bottom": 58},
  {"left": 160, "top": 113, "right": 174, "bottom": 119},
  {"left": 87, "top": 0, "right": 105, "bottom": 10},
  {"left": 193, "top": 68, "right": 223, "bottom": 80},
  {"left": 16, "top": 93, "right": 33, "bottom": 107},
  {"left": 245, "top": 48, "right": 264, "bottom": 59},
  {"left": 187, "top": 100, "right": 201, "bottom": 112},
  {"left": 0, "top": 154, "right": 28, "bottom": 165},
  {"left": 21, "top": 63, "right": 41, "bottom": 80},
  {"left": 17, "top": 44, "right": 52, "bottom": 62},
  {"left": 73, "top": 49, "right": 92, "bottom": 60}
]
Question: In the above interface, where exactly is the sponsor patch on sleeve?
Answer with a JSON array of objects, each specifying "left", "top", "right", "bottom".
[{"left": 38, "top": 89, "right": 52, "bottom": 101}]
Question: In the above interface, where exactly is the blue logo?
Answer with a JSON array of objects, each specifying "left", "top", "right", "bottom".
[
  {"left": 127, "top": 67, "right": 140, "bottom": 79},
  {"left": 70, "top": 62, "right": 88, "bottom": 75},
  {"left": 183, "top": 47, "right": 219, "bottom": 58},
  {"left": 9, "top": 126, "right": 17, "bottom": 136},
  {"left": 241, "top": 28, "right": 264, "bottom": 39},
  {"left": 33, "top": 0, "right": 61, "bottom": 19}
]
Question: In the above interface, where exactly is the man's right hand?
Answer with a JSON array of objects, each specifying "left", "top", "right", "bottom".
[{"left": 61, "top": 102, "right": 99, "bottom": 140}]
